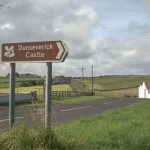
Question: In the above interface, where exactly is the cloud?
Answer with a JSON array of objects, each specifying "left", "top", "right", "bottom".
[
  {"left": 1, "top": 0, "right": 150, "bottom": 76},
  {"left": 127, "top": 22, "right": 150, "bottom": 35},
  {"left": 0, "top": 0, "right": 100, "bottom": 76},
  {"left": 144, "top": 0, "right": 150, "bottom": 10},
  {"left": 0, "top": 22, "right": 14, "bottom": 30},
  {"left": 55, "top": 5, "right": 100, "bottom": 59},
  {"left": 94, "top": 32, "right": 150, "bottom": 75}
]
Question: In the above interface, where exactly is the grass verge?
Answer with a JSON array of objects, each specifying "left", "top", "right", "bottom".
[
  {"left": 56, "top": 100, "right": 150, "bottom": 150},
  {"left": 53, "top": 95, "right": 103, "bottom": 105},
  {"left": 0, "top": 124, "right": 77, "bottom": 150},
  {"left": 0, "top": 100, "right": 150, "bottom": 149},
  {"left": 18, "top": 96, "right": 103, "bottom": 107}
]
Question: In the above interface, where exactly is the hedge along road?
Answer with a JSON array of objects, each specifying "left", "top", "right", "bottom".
[{"left": 0, "top": 97, "right": 138, "bottom": 128}]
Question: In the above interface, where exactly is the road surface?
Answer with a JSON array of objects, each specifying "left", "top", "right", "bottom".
[{"left": 0, "top": 97, "right": 138, "bottom": 129}]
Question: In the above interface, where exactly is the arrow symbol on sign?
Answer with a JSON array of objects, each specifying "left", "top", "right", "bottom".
[{"left": 56, "top": 42, "right": 64, "bottom": 59}]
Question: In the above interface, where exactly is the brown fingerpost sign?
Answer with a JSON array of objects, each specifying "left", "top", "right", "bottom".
[
  {"left": 0, "top": 40, "right": 69, "bottom": 129},
  {"left": 1, "top": 40, "right": 68, "bottom": 62}
]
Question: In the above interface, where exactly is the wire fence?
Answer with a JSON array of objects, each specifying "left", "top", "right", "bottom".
[{"left": 51, "top": 91, "right": 81, "bottom": 99}]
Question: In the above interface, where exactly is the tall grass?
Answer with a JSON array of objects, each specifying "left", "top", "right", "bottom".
[
  {"left": 56, "top": 100, "right": 150, "bottom": 150},
  {"left": 0, "top": 101, "right": 149, "bottom": 150},
  {"left": 0, "top": 125, "right": 77, "bottom": 150}
]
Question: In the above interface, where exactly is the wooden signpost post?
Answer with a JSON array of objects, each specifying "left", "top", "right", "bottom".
[{"left": 0, "top": 40, "right": 69, "bottom": 128}]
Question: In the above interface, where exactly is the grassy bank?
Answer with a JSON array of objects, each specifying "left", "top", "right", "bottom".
[
  {"left": 56, "top": 100, "right": 150, "bottom": 150},
  {"left": 19, "top": 96, "right": 103, "bottom": 107},
  {"left": 96, "top": 87, "right": 138, "bottom": 97},
  {"left": 0, "top": 125, "right": 75, "bottom": 150},
  {"left": 1, "top": 100, "right": 149, "bottom": 149},
  {"left": 53, "top": 95, "right": 103, "bottom": 104},
  {"left": 72, "top": 75, "right": 150, "bottom": 97}
]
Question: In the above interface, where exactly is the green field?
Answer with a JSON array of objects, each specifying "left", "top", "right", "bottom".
[
  {"left": 0, "top": 84, "right": 73, "bottom": 94},
  {"left": 0, "top": 76, "right": 42, "bottom": 89},
  {"left": 95, "top": 87, "right": 138, "bottom": 97},
  {"left": 52, "top": 84, "right": 73, "bottom": 91},
  {"left": 72, "top": 75, "right": 150, "bottom": 91},
  {"left": 1, "top": 75, "right": 150, "bottom": 98},
  {"left": 0, "top": 100, "right": 149, "bottom": 150},
  {"left": 71, "top": 75, "right": 150, "bottom": 97}
]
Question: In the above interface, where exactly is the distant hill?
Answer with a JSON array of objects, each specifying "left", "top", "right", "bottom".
[{"left": 71, "top": 75, "right": 150, "bottom": 92}]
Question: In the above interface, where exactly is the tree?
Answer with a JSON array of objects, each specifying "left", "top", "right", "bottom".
[
  {"left": 15, "top": 72, "right": 20, "bottom": 77},
  {"left": 6, "top": 73, "right": 10, "bottom": 77}
]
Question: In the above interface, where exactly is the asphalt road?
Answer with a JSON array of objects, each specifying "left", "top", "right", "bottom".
[{"left": 0, "top": 97, "right": 138, "bottom": 129}]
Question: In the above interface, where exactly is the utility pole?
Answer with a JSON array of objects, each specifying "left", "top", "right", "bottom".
[
  {"left": 81, "top": 68, "right": 85, "bottom": 93},
  {"left": 91, "top": 65, "right": 94, "bottom": 95}
]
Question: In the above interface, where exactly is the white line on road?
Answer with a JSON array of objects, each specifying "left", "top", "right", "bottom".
[
  {"left": 60, "top": 106, "right": 92, "bottom": 112},
  {"left": 0, "top": 116, "right": 24, "bottom": 123},
  {"left": 103, "top": 102, "right": 113, "bottom": 105}
]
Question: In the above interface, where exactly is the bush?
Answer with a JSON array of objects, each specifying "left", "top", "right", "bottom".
[
  {"left": 19, "top": 80, "right": 37, "bottom": 87},
  {"left": 82, "top": 92, "right": 94, "bottom": 96}
]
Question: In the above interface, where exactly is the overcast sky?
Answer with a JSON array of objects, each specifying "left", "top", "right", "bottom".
[{"left": 0, "top": 0, "right": 150, "bottom": 77}]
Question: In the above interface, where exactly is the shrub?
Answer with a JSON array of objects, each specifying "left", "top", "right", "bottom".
[{"left": 19, "top": 80, "right": 37, "bottom": 87}]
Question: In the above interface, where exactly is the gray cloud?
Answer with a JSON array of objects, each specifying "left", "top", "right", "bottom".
[
  {"left": 95, "top": 31, "right": 150, "bottom": 75},
  {"left": 0, "top": 0, "right": 100, "bottom": 76},
  {"left": 128, "top": 22, "right": 150, "bottom": 35},
  {"left": 1, "top": 0, "right": 150, "bottom": 76}
]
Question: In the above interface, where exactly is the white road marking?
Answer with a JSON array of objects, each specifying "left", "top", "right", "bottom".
[
  {"left": 60, "top": 106, "right": 92, "bottom": 112},
  {"left": 0, "top": 116, "right": 24, "bottom": 123},
  {"left": 103, "top": 102, "right": 113, "bottom": 105}
]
